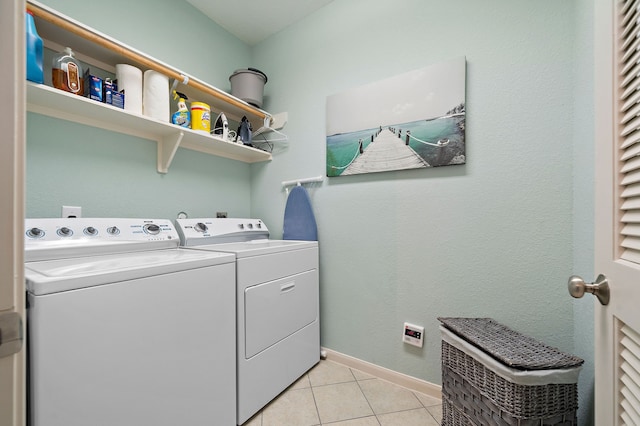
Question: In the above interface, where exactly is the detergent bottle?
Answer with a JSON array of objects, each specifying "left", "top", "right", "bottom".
[
  {"left": 25, "top": 10, "right": 43, "bottom": 84},
  {"left": 52, "top": 47, "right": 83, "bottom": 95},
  {"left": 171, "top": 91, "right": 191, "bottom": 128}
]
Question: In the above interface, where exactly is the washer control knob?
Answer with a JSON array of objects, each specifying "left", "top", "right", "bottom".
[
  {"left": 107, "top": 226, "right": 120, "bottom": 235},
  {"left": 57, "top": 227, "right": 73, "bottom": 237},
  {"left": 238, "top": 224, "right": 244, "bottom": 229},
  {"left": 83, "top": 226, "right": 98, "bottom": 236},
  {"left": 194, "top": 222, "right": 208, "bottom": 233},
  {"left": 26, "top": 227, "right": 44, "bottom": 238},
  {"left": 143, "top": 223, "right": 161, "bottom": 235}
]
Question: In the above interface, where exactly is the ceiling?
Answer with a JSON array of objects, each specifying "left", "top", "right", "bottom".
[{"left": 185, "top": 0, "right": 335, "bottom": 46}]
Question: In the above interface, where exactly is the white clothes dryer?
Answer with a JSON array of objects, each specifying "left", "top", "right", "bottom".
[
  {"left": 176, "top": 218, "right": 319, "bottom": 425},
  {"left": 25, "top": 218, "right": 237, "bottom": 426}
]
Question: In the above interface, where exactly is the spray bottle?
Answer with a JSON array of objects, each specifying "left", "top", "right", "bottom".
[{"left": 171, "top": 91, "right": 191, "bottom": 128}]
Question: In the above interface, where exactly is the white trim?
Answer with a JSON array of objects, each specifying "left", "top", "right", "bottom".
[
  {"left": 0, "top": 0, "right": 26, "bottom": 424},
  {"left": 321, "top": 347, "right": 442, "bottom": 399}
]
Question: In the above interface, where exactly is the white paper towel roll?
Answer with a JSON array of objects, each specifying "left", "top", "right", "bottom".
[
  {"left": 143, "top": 70, "right": 170, "bottom": 122},
  {"left": 115, "top": 64, "right": 142, "bottom": 114}
]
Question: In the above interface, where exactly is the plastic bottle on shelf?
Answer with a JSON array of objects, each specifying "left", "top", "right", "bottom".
[
  {"left": 171, "top": 91, "right": 191, "bottom": 128},
  {"left": 52, "top": 47, "right": 84, "bottom": 95},
  {"left": 25, "top": 10, "right": 43, "bottom": 84}
]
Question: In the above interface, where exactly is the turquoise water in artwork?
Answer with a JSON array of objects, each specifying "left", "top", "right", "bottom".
[{"left": 326, "top": 116, "right": 465, "bottom": 176}]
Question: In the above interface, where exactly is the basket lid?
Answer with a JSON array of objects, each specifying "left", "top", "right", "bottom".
[{"left": 438, "top": 317, "right": 584, "bottom": 370}]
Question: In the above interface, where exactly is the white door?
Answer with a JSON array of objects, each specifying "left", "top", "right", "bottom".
[
  {"left": 594, "top": 0, "right": 640, "bottom": 424},
  {"left": 0, "top": 0, "right": 26, "bottom": 426}
]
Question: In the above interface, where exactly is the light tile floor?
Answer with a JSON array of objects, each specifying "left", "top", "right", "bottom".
[{"left": 242, "top": 359, "right": 442, "bottom": 426}]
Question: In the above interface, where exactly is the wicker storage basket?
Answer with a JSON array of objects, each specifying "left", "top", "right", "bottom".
[{"left": 438, "top": 318, "right": 584, "bottom": 426}]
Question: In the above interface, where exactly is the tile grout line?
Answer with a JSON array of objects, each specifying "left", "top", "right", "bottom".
[
  {"left": 309, "top": 375, "right": 323, "bottom": 425},
  {"left": 248, "top": 360, "right": 442, "bottom": 426},
  {"left": 353, "top": 368, "right": 441, "bottom": 425},
  {"left": 350, "top": 368, "right": 382, "bottom": 426},
  {"left": 410, "top": 389, "right": 442, "bottom": 425},
  {"left": 311, "top": 379, "right": 368, "bottom": 389}
]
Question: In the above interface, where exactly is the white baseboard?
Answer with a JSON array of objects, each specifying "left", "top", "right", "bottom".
[{"left": 320, "top": 347, "right": 442, "bottom": 399}]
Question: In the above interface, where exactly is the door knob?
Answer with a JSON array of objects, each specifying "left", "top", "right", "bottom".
[{"left": 568, "top": 274, "right": 610, "bottom": 305}]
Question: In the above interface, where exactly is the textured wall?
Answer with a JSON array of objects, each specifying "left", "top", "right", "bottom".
[
  {"left": 26, "top": 0, "right": 595, "bottom": 422},
  {"left": 27, "top": 0, "right": 254, "bottom": 219},
  {"left": 36, "top": 0, "right": 247, "bottom": 88},
  {"left": 250, "top": 0, "right": 583, "bottom": 406},
  {"left": 572, "top": 0, "right": 595, "bottom": 424}
]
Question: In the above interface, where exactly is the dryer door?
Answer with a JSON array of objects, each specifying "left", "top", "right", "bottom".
[{"left": 244, "top": 270, "right": 318, "bottom": 358}]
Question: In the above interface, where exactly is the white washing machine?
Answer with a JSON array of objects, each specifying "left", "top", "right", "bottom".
[
  {"left": 176, "top": 218, "right": 319, "bottom": 425},
  {"left": 25, "top": 218, "right": 237, "bottom": 426}
]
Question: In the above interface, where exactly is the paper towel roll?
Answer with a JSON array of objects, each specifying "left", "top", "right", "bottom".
[
  {"left": 115, "top": 64, "right": 142, "bottom": 114},
  {"left": 143, "top": 70, "right": 170, "bottom": 122}
]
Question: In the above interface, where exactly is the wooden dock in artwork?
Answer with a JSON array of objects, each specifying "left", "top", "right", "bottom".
[{"left": 341, "top": 129, "right": 428, "bottom": 175}]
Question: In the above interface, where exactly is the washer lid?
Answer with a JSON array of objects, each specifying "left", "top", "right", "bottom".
[
  {"left": 188, "top": 239, "right": 317, "bottom": 258},
  {"left": 25, "top": 248, "right": 234, "bottom": 295}
]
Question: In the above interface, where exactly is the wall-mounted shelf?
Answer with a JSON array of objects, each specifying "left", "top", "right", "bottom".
[
  {"left": 27, "top": 82, "right": 271, "bottom": 173},
  {"left": 26, "top": 0, "right": 278, "bottom": 173}
]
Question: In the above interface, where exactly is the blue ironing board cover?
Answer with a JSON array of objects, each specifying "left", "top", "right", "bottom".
[{"left": 283, "top": 185, "right": 318, "bottom": 241}]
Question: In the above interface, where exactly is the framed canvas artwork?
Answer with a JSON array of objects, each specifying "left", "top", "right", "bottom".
[{"left": 326, "top": 56, "right": 466, "bottom": 177}]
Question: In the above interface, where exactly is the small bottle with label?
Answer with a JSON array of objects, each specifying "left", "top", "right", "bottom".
[{"left": 52, "top": 47, "right": 84, "bottom": 95}]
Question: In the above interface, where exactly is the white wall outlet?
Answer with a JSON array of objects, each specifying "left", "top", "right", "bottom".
[
  {"left": 403, "top": 322, "right": 424, "bottom": 348},
  {"left": 62, "top": 206, "right": 82, "bottom": 218}
]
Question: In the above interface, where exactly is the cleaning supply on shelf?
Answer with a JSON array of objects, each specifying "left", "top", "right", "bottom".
[
  {"left": 83, "top": 68, "right": 103, "bottom": 102},
  {"left": 52, "top": 47, "right": 83, "bottom": 95},
  {"left": 171, "top": 91, "right": 191, "bottom": 128},
  {"left": 25, "top": 10, "right": 43, "bottom": 84},
  {"left": 103, "top": 78, "right": 116, "bottom": 104},
  {"left": 191, "top": 101, "right": 210, "bottom": 134}
]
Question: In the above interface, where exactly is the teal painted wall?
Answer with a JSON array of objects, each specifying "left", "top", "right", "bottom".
[
  {"left": 26, "top": 0, "right": 596, "bottom": 423},
  {"left": 35, "top": 0, "right": 246, "bottom": 89},
  {"left": 27, "top": 0, "right": 253, "bottom": 219},
  {"left": 572, "top": 0, "right": 595, "bottom": 424},
  {"left": 250, "top": 0, "right": 594, "bottom": 423}
]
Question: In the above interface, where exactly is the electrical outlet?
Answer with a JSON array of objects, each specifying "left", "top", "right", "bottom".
[
  {"left": 403, "top": 322, "right": 424, "bottom": 348},
  {"left": 62, "top": 206, "right": 82, "bottom": 218},
  {"left": 216, "top": 212, "right": 228, "bottom": 218}
]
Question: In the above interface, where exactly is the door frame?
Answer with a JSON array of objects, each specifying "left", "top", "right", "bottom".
[
  {"left": 593, "top": 0, "right": 614, "bottom": 423},
  {"left": 0, "top": 0, "right": 26, "bottom": 425}
]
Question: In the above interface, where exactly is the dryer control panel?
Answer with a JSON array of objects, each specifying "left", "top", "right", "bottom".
[{"left": 176, "top": 218, "right": 269, "bottom": 246}]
